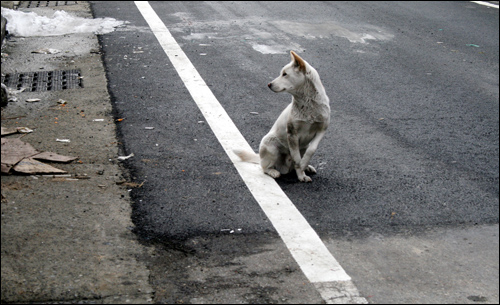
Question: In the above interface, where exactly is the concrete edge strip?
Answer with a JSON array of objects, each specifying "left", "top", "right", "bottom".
[
  {"left": 471, "top": 1, "right": 499, "bottom": 9},
  {"left": 134, "top": 1, "right": 367, "bottom": 303}
]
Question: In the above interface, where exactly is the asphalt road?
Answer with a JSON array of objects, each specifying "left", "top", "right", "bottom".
[{"left": 91, "top": 1, "right": 498, "bottom": 303}]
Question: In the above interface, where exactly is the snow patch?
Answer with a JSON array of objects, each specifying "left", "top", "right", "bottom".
[{"left": 1, "top": 8, "right": 126, "bottom": 37}]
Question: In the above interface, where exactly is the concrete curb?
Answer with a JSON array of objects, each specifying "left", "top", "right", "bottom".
[{"left": 1, "top": 2, "right": 153, "bottom": 303}]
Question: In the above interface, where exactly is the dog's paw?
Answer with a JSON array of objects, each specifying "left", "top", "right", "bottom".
[
  {"left": 299, "top": 175, "right": 312, "bottom": 182},
  {"left": 266, "top": 169, "right": 281, "bottom": 179},
  {"left": 305, "top": 165, "right": 316, "bottom": 174},
  {"left": 296, "top": 168, "right": 312, "bottom": 182}
]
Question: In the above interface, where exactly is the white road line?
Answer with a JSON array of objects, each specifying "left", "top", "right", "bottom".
[
  {"left": 471, "top": 1, "right": 499, "bottom": 9},
  {"left": 134, "top": 1, "right": 367, "bottom": 303}
]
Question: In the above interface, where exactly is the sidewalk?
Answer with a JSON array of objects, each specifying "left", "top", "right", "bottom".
[{"left": 1, "top": 2, "right": 153, "bottom": 303}]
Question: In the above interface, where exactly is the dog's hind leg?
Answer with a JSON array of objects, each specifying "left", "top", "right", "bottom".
[{"left": 259, "top": 144, "right": 281, "bottom": 178}]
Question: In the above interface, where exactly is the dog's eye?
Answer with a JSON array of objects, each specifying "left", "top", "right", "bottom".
[{"left": 282, "top": 72, "right": 287, "bottom": 76}]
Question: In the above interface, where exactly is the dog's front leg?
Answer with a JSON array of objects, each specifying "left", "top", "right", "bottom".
[
  {"left": 299, "top": 129, "right": 327, "bottom": 175},
  {"left": 287, "top": 123, "right": 311, "bottom": 182}
]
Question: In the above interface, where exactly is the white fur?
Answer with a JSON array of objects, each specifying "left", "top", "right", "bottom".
[{"left": 234, "top": 51, "right": 330, "bottom": 182}]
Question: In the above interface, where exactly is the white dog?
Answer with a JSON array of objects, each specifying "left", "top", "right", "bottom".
[{"left": 234, "top": 51, "right": 330, "bottom": 182}]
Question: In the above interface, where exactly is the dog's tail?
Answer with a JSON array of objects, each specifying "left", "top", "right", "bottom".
[{"left": 233, "top": 149, "right": 260, "bottom": 164}]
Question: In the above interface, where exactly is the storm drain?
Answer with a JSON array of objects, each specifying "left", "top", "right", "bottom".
[
  {"left": 18, "top": 1, "right": 80, "bottom": 8},
  {"left": 1, "top": 70, "right": 83, "bottom": 92}
]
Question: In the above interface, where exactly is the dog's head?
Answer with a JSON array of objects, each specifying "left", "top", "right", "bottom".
[{"left": 268, "top": 51, "right": 308, "bottom": 94}]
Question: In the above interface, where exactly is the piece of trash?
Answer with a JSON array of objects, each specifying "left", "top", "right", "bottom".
[
  {"left": 93, "top": 119, "right": 105, "bottom": 122},
  {"left": 199, "top": 53, "right": 207, "bottom": 56},
  {"left": 117, "top": 181, "right": 145, "bottom": 188},
  {"left": 74, "top": 175, "right": 90, "bottom": 179},
  {"left": 41, "top": 174, "right": 72, "bottom": 178},
  {"left": 17, "top": 127, "right": 33, "bottom": 134},
  {"left": 198, "top": 121, "right": 205, "bottom": 124},
  {"left": 466, "top": 44, "right": 480, "bottom": 47},
  {"left": 56, "top": 139, "right": 71, "bottom": 143},
  {"left": 13, "top": 157, "right": 67, "bottom": 174},
  {"left": 250, "top": 112, "right": 259, "bottom": 115},
  {"left": 2, "top": 84, "right": 25, "bottom": 103},
  {"left": 116, "top": 118, "right": 125, "bottom": 122},
  {"left": 32, "top": 48, "right": 61, "bottom": 54},
  {"left": 1, "top": 138, "right": 39, "bottom": 173},
  {"left": 145, "top": 127, "right": 155, "bottom": 130},
  {"left": 0, "top": 137, "right": 76, "bottom": 175},
  {"left": 26, "top": 98, "right": 41, "bottom": 103},
  {"left": 221, "top": 228, "right": 240, "bottom": 234},
  {"left": 57, "top": 99, "right": 67, "bottom": 105},
  {"left": 32, "top": 152, "right": 78, "bottom": 163},
  {"left": 1, "top": 126, "right": 33, "bottom": 135},
  {"left": 117, "top": 153, "right": 134, "bottom": 161}
]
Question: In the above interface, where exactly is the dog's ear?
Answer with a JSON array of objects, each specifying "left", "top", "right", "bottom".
[{"left": 290, "top": 51, "right": 306, "bottom": 73}]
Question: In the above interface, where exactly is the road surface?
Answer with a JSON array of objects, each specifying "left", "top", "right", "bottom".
[{"left": 91, "top": 1, "right": 499, "bottom": 303}]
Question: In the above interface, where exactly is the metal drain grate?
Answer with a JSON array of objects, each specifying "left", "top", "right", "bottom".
[
  {"left": 1, "top": 70, "right": 83, "bottom": 92},
  {"left": 18, "top": 1, "right": 80, "bottom": 8}
]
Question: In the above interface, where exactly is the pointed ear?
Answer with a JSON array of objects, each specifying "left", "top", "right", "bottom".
[{"left": 290, "top": 51, "right": 306, "bottom": 73}]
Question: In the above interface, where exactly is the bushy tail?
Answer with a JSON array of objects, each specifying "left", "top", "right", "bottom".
[{"left": 233, "top": 149, "right": 260, "bottom": 164}]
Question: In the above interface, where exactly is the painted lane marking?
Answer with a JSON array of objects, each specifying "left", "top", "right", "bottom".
[
  {"left": 134, "top": 1, "right": 366, "bottom": 303},
  {"left": 471, "top": 1, "right": 499, "bottom": 9}
]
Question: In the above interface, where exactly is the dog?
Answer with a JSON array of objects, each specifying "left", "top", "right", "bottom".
[{"left": 234, "top": 51, "right": 330, "bottom": 182}]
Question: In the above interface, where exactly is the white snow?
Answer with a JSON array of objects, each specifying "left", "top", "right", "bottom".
[{"left": 1, "top": 8, "right": 126, "bottom": 37}]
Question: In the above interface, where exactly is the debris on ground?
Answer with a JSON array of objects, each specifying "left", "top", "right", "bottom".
[
  {"left": 116, "top": 180, "right": 145, "bottom": 188},
  {"left": 1, "top": 83, "right": 25, "bottom": 103},
  {"left": 117, "top": 153, "right": 134, "bottom": 161},
  {"left": 26, "top": 98, "right": 41, "bottom": 103},
  {"left": 1, "top": 126, "right": 33, "bottom": 135},
  {"left": 1, "top": 137, "right": 78, "bottom": 174},
  {"left": 31, "top": 48, "right": 61, "bottom": 54}
]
